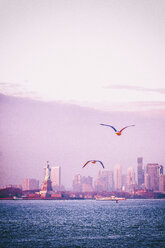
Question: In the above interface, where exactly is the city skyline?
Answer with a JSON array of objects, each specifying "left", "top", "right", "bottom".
[{"left": 2, "top": 158, "right": 164, "bottom": 194}]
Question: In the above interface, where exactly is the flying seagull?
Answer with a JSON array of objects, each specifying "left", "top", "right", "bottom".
[
  {"left": 100, "top": 124, "right": 135, "bottom": 136},
  {"left": 82, "top": 160, "right": 104, "bottom": 168}
]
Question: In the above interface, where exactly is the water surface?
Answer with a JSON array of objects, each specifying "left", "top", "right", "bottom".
[{"left": 0, "top": 199, "right": 165, "bottom": 247}]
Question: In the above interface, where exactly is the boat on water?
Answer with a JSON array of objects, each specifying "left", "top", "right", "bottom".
[
  {"left": 13, "top": 196, "right": 23, "bottom": 200},
  {"left": 95, "top": 196, "right": 126, "bottom": 201}
]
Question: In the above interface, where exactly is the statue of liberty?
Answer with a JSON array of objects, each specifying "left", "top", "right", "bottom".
[
  {"left": 42, "top": 161, "right": 52, "bottom": 193},
  {"left": 45, "top": 161, "right": 51, "bottom": 180}
]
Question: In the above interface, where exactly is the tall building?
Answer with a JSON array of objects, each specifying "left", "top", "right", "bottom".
[
  {"left": 114, "top": 164, "right": 122, "bottom": 191},
  {"left": 145, "top": 163, "right": 159, "bottom": 191},
  {"left": 94, "top": 170, "right": 114, "bottom": 192},
  {"left": 127, "top": 167, "right": 135, "bottom": 192},
  {"left": 102, "top": 170, "right": 114, "bottom": 191},
  {"left": 144, "top": 173, "right": 150, "bottom": 190},
  {"left": 81, "top": 176, "right": 93, "bottom": 192},
  {"left": 101, "top": 170, "right": 114, "bottom": 191},
  {"left": 73, "top": 174, "right": 82, "bottom": 192},
  {"left": 73, "top": 175, "right": 94, "bottom": 192},
  {"left": 122, "top": 174, "right": 127, "bottom": 191},
  {"left": 159, "top": 165, "right": 163, "bottom": 175},
  {"left": 94, "top": 171, "right": 106, "bottom": 192},
  {"left": 51, "top": 166, "right": 61, "bottom": 191},
  {"left": 137, "top": 157, "right": 144, "bottom": 188},
  {"left": 158, "top": 165, "right": 164, "bottom": 192},
  {"left": 159, "top": 175, "right": 165, "bottom": 192},
  {"left": 22, "top": 178, "right": 39, "bottom": 191}
]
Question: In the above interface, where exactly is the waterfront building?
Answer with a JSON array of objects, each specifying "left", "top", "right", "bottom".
[
  {"left": 51, "top": 166, "right": 61, "bottom": 191},
  {"left": 145, "top": 163, "right": 159, "bottom": 191},
  {"left": 22, "top": 178, "right": 39, "bottom": 191},
  {"left": 137, "top": 157, "right": 144, "bottom": 188},
  {"left": 94, "top": 170, "right": 113, "bottom": 192},
  {"left": 126, "top": 167, "right": 135, "bottom": 192},
  {"left": 5, "top": 184, "right": 22, "bottom": 189},
  {"left": 144, "top": 173, "right": 150, "bottom": 190},
  {"left": 159, "top": 165, "right": 163, "bottom": 175},
  {"left": 82, "top": 181, "right": 93, "bottom": 192},
  {"left": 122, "top": 174, "right": 127, "bottom": 191},
  {"left": 114, "top": 164, "right": 122, "bottom": 191},
  {"left": 158, "top": 165, "right": 164, "bottom": 192},
  {"left": 81, "top": 176, "right": 93, "bottom": 192},
  {"left": 94, "top": 176, "right": 106, "bottom": 192},
  {"left": 72, "top": 175, "right": 93, "bottom": 192},
  {"left": 73, "top": 174, "right": 82, "bottom": 192},
  {"left": 102, "top": 170, "right": 114, "bottom": 191},
  {"left": 159, "top": 174, "right": 165, "bottom": 192},
  {"left": 81, "top": 176, "right": 93, "bottom": 186}
]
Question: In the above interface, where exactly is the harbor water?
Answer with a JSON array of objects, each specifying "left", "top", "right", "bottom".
[{"left": 0, "top": 199, "right": 165, "bottom": 248}]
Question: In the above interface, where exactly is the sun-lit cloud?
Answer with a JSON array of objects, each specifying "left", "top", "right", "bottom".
[
  {"left": 85, "top": 100, "right": 165, "bottom": 113},
  {"left": 0, "top": 82, "right": 21, "bottom": 88},
  {"left": 0, "top": 82, "right": 37, "bottom": 98},
  {"left": 104, "top": 85, "right": 165, "bottom": 94}
]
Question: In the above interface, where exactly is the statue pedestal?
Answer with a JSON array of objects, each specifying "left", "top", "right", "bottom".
[
  {"left": 42, "top": 179, "right": 52, "bottom": 192},
  {"left": 40, "top": 192, "right": 52, "bottom": 199}
]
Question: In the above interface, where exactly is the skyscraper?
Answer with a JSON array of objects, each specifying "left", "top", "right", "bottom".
[
  {"left": 159, "top": 174, "right": 165, "bottom": 192},
  {"left": 51, "top": 166, "right": 61, "bottom": 191},
  {"left": 145, "top": 163, "right": 159, "bottom": 191},
  {"left": 114, "top": 164, "right": 122, "bottom": 191},
  {"left": 127, "top": 167, "right": 135, "bottom": 192},
  {"left": 159, "top": 165, "right": 163, "bottom": 175},
  {"left": 81, "top": 176, "right": 93, "bottom": 192},
  {"left": 122, "top": 174, "right": 127, "bottom": 191},
  {"left": 101, "top": 170, "right": 114, "bottom": 191},
  {"left": 73, "top": 174, "right": 82, "bottom": 192},
  {"left": 93, "top": 170, "right": 114, "bottom": 192},
  {"left": 158, "top": 165, "right": 164, "bottom": 192},
  {"left": 137, "top": 157, "right": 144, "bottom": 188}
]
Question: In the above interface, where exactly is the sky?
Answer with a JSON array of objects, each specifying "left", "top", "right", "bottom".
[{"left": 0, "top": 0, "right": 165, "bottom": 189}]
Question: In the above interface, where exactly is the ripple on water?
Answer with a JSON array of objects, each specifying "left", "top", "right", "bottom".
[{"left": 0, "top": 199, "right": 165, "bottom": 248}]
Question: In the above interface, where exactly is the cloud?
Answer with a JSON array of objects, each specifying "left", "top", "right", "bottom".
[
  {"left": 0, "top": 82, "right": 36, "bottom": 98},
  {"left": 0, "top": 82, "right": 21, "bottom": 88},
  {"left": 104, "top": 85, "right": 165, "bottom": 94},
  {"left": 90, "top": 100, "right": 165, "bottom": 114},
  {"left": 123, "top": 101, "right": 165, "bottom": 111}
]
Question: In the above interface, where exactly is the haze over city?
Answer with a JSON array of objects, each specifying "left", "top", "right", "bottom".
[{"left": 0, "top": 0, "right": 165, "bottom": 189}]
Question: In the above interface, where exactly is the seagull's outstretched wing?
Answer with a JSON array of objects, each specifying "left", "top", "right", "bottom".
[
  {"left": 100, "top": 124, "right": 117, "bottom": 132},
  {"left": 119, "top": 125, "right": 135, "bottom": 133},
  {"left": 96, "top": 160, "right": 105, "bottom": 168},
  {"left": 82, "top": 161, "right": 91, "bottom": 168}
]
